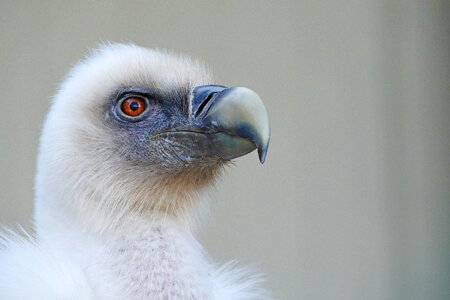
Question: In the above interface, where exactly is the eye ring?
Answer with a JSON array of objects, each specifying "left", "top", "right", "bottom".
[{"left": 119, "top": 96, "right": 148, "bottom": 118}]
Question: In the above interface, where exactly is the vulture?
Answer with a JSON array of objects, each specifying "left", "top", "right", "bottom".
[{"left": 0, "top": 43, "right": 271, "bottom": 300}]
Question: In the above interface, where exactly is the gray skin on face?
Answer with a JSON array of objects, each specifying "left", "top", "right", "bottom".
[
  {"left": 104, "top": 85, "right": 203, "bottom": 169},
  {"left": 103, "top": 84, "right": 269, "bottom": 171}
]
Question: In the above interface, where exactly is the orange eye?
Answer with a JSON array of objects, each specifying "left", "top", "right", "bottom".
[{"left": 121, "top": 97, "right": 146, "bottom": 117}]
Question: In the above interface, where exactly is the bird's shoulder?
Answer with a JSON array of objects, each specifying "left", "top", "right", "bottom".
[
  {"left": 0, "top": 229, "right": 94, "bottom": 300},
  {"left": 211, "top": 262, "right": 273, "bottom": 300}
]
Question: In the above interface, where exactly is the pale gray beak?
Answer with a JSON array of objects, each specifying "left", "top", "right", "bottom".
[
  {"left": 153, "top": 85, "right": 270, "bottom": 164},
  {"left": 191, "top": 85, "right": 270, "bottom": 163}
]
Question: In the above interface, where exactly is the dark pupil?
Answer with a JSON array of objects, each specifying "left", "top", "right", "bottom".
[{"left": 129, "top": 101, "right": 140, "bottom": 111}]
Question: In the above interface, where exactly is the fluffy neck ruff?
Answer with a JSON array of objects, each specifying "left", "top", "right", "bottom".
[
  {"left": 33, "top": 157, "right": 222, "bottom": 298},
  {"left": 90, "top": 217, "right": 214, "bottom": 299},
  {"left": 33, "top": 210, "right": 216, "bottom": 299},
  {"left": 35, "top": 158, "right": 223, "bottom": 236}
]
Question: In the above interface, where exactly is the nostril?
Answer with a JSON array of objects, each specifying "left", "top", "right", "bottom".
[
  {"left": 191, "top": 85, "right": 227, "bottom": 118},
  {"left": 195, "top": 92, "right": 217, "bottom": 118}
]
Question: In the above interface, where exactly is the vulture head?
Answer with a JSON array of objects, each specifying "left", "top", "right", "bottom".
[{"left": 35, "top": 44, "right": 270, "bottom": 229}]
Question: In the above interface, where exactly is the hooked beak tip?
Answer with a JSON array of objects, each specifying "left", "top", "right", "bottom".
[{"left": 258, "top": 148, "right": 268, "bottom": 164}]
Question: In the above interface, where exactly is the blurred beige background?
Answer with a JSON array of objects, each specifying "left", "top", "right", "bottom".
[{"left": 1, "top": 1, "right": 449, "bottom": 299}]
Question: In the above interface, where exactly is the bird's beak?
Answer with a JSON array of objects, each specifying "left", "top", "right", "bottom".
[
  {"left": 192, "top": 85, "right": 270, "bottom": 163},
  {"left": 155, "top": 85, "right": 270, "bottom": 163}
]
